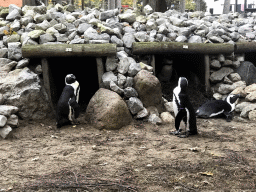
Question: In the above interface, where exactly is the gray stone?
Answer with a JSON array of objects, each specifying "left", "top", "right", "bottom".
[
  {"left": 124, "top": 87, "right": 138, "bottom": 99},
  {"left": 0, "top": 105, "right": 18, "bottom": 117},
  {"left": 117, "top": 51, "right": 128, "bottom": 60},
  {"left": 128, "top": 62, "right": 142, "bottom": 77},
  {"left": 209, "top": 36, "right": 224, "bottom": 43},
  {"left": 0, "top": 68, "right": 51, "bottom": 119},
  {"left": 164, "top": 102, "right": 174, "bottom": 113},
  {"left": 124, "top": 77, "right": 133, "bottom": 88},
  {"left": 230, "top": 32, "right": 240, "bottom": 41},
  {"left": 127, "top": 97, "right": 144, "bottom": 115},
  {"left": 99, "top": 10, "right": 117, "bottom": 21},
  {"left": 110, "top": 80, "right": 124, "bottom": 95},
  {"left": 35, "top": 19, "right": 51, "bottom": 31},
  {"left": 117, "top": 57, "right": 134, "bottom": 74},
  {"left": 4, "top": 34, "right": 21, "bottom": 45},
  {"left": 56, "top": 34, "right": 68, "bottom": 42},
  {"left": 70, "top": 38, "right": 85, "bottom": 44},
  {"left": 54, "top": 23, "right": 67, "bottom": 33},
  {"left": 175, "top": 36, "right": 187, "bottom": 42},
  {"left": 7, "top": 42, "right": 22, "bottom": 61},
  {"left": 148, "top": 114, "right": 162, "bottom": 125},
  {"left": 160, "top": 112, "right": 175, "bottom": 124},
  {"left": 136, "top": 15, "right": 147, "bottom": 23},
  {"left": 16, "top": 58, "right": 30, "bottom": 69},
  {"left": 122, "top": 33, "right": 135, "bottom": 48},
  {"left": 135, "top": 107, "right": 148, "bottom": 119},
  {"left": 240, "top": 104, "right": 256, "bottom": 118},
  {"left": 223, "top": 76, "right": 233, "bottom": 84},
  {"left": 111, "top": 35, "right": 123, "bottom": 47},
  {"left": 39, "top": 33, "right": 56, "bottom": 44},
  {"left": 245, "top": 91, "right": 256, "bottom": 102},
  {"left": 6, "top": 9, "right": 21, "bottom": 21},
  {"left": 223, "top": 60, "right": 233, "bottom": 67},
  {"left": 0, "top": 125, "right": 12, "bottom": 139},
  {"left": 238, "top": 24, "right": 252, "bottom": 35},
  {"left": 10, "top": 19, "right": 20, "bottom": 31},
  {"left": 102, "top": 71, "right": 118, "bottom": 88},
  {"left": 235, "top": 61, "right": 256, "bottom": 85},
  {"left": 89, "top": 40, "right": 109, "bottom": 44},
  {"left": 235, "top": 102, "right": 253, "bottom": 112},
  {"left": 228, "top": 73, "right": 241, "bottom": 82},
  {"left": 244, "top": 84, "right": 256, "bottom": 94},
  {"left": 143, "top": 5, "right": 153, "bottom": 15},
  {"left": 65, "top": 14, "right": 76, "bottom": 23},
  {"left": 179, "top": 27, "right": 192, "bottom": 37},
  {"left": 210, "top": 67, "right": 234, "bottom": 83},
  {"left": 77, "top": 23, "right": 92, "bottom": 34},
  {"left": 34, "top": 14, "right": 47, "bottom": 23},
  {"left": 0, "top": 115, "right": 7, "bottom": 127},
  {"left": 134, "top": 31, "right": 148, "bottom": 42},
  {"left": 210, "top": 60, "right": 221, "bottom": 69},
  {"left": 218, "top": 54, "right": 225, "bottom": 62},
  {"left": 28, "top": 30, "right": 45, "bottom": 39},
  {"left": 217, "top": 81, "right": 246, "bottom": 94},
  {"left": 0, "top": 26, "right": 9, "bottom": 37},
  {"left": 106, "top": 56, "right": 117, "bottom": 72},
  {"left": 117, "top": 73, "right": 126, "bottom": 88},
  {"left": 119, "top": 13, "right": 136, "bottom": 24},
  {"left": 86, "top": 88, "right": 132, "bottom": 129},
  {"left": 188, "top": 35, "right": 202, "bottom": 43},
  {"left": 7, "top": 114, "right": 18, "bottom": 127},
  {"left": 146, "top": 19, "right": 157, "bottom": 31},
  {"left": 0, "top": 48, "right": 8, "bottom": 58}
]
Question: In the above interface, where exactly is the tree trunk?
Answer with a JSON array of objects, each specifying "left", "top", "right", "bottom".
[
  {"left": 143, "top": 0, "right": 167, "bottom": 12},
  {"left": 223, "top": 0, "right": 231, "bottom": 14},
  {"left": 180, "top": 0, "right": 185, "bottom": 13},
  {"left": 196, "top": 0, "right": 200, "bottom": 11},
  {"left": 108, "top": 0, "right": 116, "bottom": 10}
]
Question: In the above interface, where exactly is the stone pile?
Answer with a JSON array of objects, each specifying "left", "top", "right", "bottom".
[
  {"left": 0, "top": 104, "right": 19, "bottom": 138},
  {"left": 1, "top": 3, "right": 256, "bottom": 129}
]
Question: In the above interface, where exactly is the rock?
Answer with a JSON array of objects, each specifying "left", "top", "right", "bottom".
[
  {"left": 10, "top": 19, "right": 20, "bottom": 31},
  {"left": 124, "top": 87, "right": 138, "bottom": 99},
  {"left": 0, "top": 48, "right": 8, "bottom": 58},
  {"left": 235, "top": 61, "right": 256, "bottom": 85},
  {"left": 160, "top": 112, "right": 175, "bottom": 124},
  {"left": 0, "top": 8, "right": 9, "bottom": 18},
  {"left": 110, "top": 80, "right": 124, "bottom": 95},
  {"left": 39, "top": 33, "right": 56, "bottom": 44},
  {"left": 122, "top": 33, "right": 135, "bottom": 48},
  {"left": 65, "top": 14, "right": 76, "bottom": 23},
  {"left": 117, "top": 57, "right": 134, "bottom": 74},
  {"left": 111, "top": 35, "right": 123, "bottom": 47},
  {"left": 134, "top": 31, "right": 149, "bottom": 42},
  {"left": 231, "top": 87, "right": 246, "bottom": 97},
  {"left": 139, "top": 62, "right": 153, "bottom": 72},
  {"left": 235, "top": 102, "right": 252, "bottom": 112},
  {"left": 223, "top": 76, "right": 233, "bottom": 84},
  {"left": 240, "top": 104, "right": 256, "bottom": 118},
  {"left": 209, "top": 36, "right": 224, "bottom": 43},
  {"left": 228, "top": 73, "right": 241, "bottom": 82},
  {"left": 119, "top": 13, "right": 136, "bottom": 24},
  {"left": 248, "top": 110, "right": 256, "bottom": 121},
  {"left": 213, "top": 93, "right": 223, "bottom": 100},
  {"left": 7, "top": 42, "right": 22, "bottom": 61},
  {"left": 245, "top": 91, "right": 256, "bottom": 102},
  {"left": 188, "top": 35, "right": 202, "bottom": 43},
  {"left": 136, "top": 15, "right": 147, "bottom": 23},
  {"left": 99, "top": 9, "right": 117, "bottom": 21},
  {"left": 70, "top": 38, "right": 84, "bottom": 44},
  {"left": 135, "top": 107, "right": 148, "bottom": 119},
  {"left": 217, "top": 81, "right": 246, "bottom": 94},
  {"left": 0, "top": 94, "right": 4, "bottom": 105},
  {"left": 0, "top": 105, "right": 18, "bottom": 117},
  {"left": 77, "top": 23, "right": 91, "bottom": 34},
  {"left": 0, "top": 115, "right": 7, "bottom": 127},
  {"left": 124, "top": 77, "right": 133, "bottom": 88},
  {"left": 164, "top": 102, "right": 174, "bottom": 113},
  {"left": 223, "top": 60, "right": 233, "bottom": 67},
  {"left": 117, "top": 51, "right": 128, "bottom": 59},
  {"left": 0, "top": 68, "right": 51, "bottom": 119},
  {"left": 4, "top": 34, "right": 21, "bottom": 44},
  {"left": 0, "top": 58, "right": 17, "bottom": 78},
  {"left": 210, "top": 67, "right": 234, "bottom": 83},
  {"left": 117, "top": 73, "right": 126, "bottom": 88},
  {"left": 175, "top": 35, "right": 187, "bottom": 42},
  {"left": 102, "top": 71, "right": 117, "bottom": 89},
  {"left": 143, "top": 5, "right": 153, "bottom": 15},
  {"left": 134, "top": 70, "right": 164, "bottom": 113},
  {"left": 28, "top": 30, "right": 45, "bottom": 39},
  {"left": 127, "top": 97, "right": 144, "bottom": 115},
  {"left": 230, "top": 32, "right": 240, "bottom": 41},
  {"left": 147, "top": 106, "right": 159, "bottom": 116},
  {"left": 210, "top": 60, "right": 221, "bottom": 69},
  {"left": 146, "top": 19, "right": 157, "bottom": 31},
  {"left": 0, "top": 125, "right": 12, "bottom": 139},
  {"left": 6, "top": 9, "right": 21, "bottom": 21},
  {"left": 35, "top": 19, "right": 50, "bottom": 31},
  {"left": 7, "top": 114, "right": 18, "bottom": 127},
  {"left": 128, "top": 62, "right": 141, "bottom": 77},
  {"left": 86, "top": 88, "right": 132, "bottom": 130},
  {"left": 244, "top": 83, "right": 256, "bottom": 94},
  {"left": 105, "top": 56, "right": 117, "bottom": 72},
  {"left": 148, "top": 114, "right": 162, "bottom": 125}
]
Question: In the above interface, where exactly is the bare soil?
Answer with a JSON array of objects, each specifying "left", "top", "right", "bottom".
[{"left": 1, "top": 112, "right": 256, "bottom": 192}]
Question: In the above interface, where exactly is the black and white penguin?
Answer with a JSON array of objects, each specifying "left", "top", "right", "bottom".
[
  {"left": 196, "top": 94, "right": 240, "bottom": 122},
  {"left": 56, "top": 74, "right": 80, "bottom": 128},
  {"left": 172, "top": 77, "right": 197, "bottom": 137}
]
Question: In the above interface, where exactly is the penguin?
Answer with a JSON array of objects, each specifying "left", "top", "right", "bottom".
[
  {"left": 56, "top": 74, "right": 80, "bottom": 128},
  {"left": 196, "top": 94, "right": 240, "bottom": 122},
  {"left": 172, "top": 77, "right": 197, "bottom": 138}
]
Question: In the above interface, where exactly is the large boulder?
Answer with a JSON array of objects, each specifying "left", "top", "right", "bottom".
[
  {"left": 86, "top": 88, "right": 132, "bottom": 130},
  {"left": 235, "top": 61, "right": 256, "bottom": 85},
  {"left": 134, "top": 70, "right": 164, "bottom": 113},
  {"left": 0, "top": 67, "right": 52, "bottom": 119}
]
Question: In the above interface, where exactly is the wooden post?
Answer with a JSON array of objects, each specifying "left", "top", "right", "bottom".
[
  {"left": 41, "top": 58, "right": 55, "bottom": 111},
  {"left": 82, "top": 0, "right": 85, "bottom": 10},
  {"left": 196, "top": 0, "right": 200, "bottom": 11},
  {"left": 204, "top": 55, "right": 210, "bottom": 94},
  {"left": 180, "top": 0, "right": 185, "bottom": 13},
  {"left": 96, "top": 58, "right": 105, "bottom": 86}
]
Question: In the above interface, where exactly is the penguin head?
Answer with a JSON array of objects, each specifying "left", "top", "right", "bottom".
[
  {"left": 65, "top": 74, "right": 77, "bottom": 85},
  {"left": 178, "top": 77, "right": 188, "bottom": 91},
  {"left": 225, "top": 94, "right": 240, "bottom": 104}
]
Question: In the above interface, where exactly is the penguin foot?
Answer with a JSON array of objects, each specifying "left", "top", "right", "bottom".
[
  {"left": 170, "top": 129, "right": 182, "bottom": 135},
  {"left": 72, "top": 119, "right": 80, "bottom": 125},
  {"left": 177, "top": 132, "right": 189, "bottom": 138}
]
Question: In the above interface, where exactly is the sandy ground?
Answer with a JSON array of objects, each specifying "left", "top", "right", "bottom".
[{"left": 1, "top": 112, "right": 256, "bottom": 192}]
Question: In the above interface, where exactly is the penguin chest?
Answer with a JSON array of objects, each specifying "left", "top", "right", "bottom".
[{"left": 173, "top": 87, "right": 181, "bottom": 117}]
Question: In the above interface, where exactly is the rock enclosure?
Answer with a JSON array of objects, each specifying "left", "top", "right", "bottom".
[{"left": 1, "top": 3, "right": 256, "bottom": 136}]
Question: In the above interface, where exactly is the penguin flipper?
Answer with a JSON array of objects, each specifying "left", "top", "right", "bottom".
[{"left": 175, "top": 109, "right": 187, "bottom": 132}]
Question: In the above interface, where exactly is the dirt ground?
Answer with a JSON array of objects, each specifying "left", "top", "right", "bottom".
[{"left": 1, "top": 111, "right": 256, "bottom": 192}]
